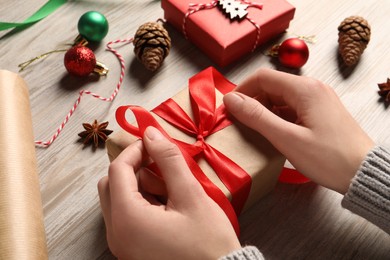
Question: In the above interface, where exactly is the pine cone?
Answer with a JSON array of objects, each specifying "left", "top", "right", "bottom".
[
  {"left": 133, "top": 22, "right": 171, "bottom": 71},
  {"left": 338, "top": 16, "right": 371, "bottom": 66}
]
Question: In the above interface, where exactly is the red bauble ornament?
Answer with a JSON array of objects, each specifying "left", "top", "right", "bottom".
[
  {"left": 277, "top": 38, "right": 309, "bottom": 69},
  {"left": 64, "top": 45, "right": 97, "bottom": 76}
]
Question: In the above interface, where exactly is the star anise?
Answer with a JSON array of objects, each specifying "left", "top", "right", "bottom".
[
  {"left": 378, "top": 78, "right": 390, "bottom": 102},
  {"left": 78, "top": 120, "right": 113, "bottom": 148}
]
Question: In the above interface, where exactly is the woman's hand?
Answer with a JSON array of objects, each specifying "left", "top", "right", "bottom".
[
  {"left": 98, "top": 126, "right": 240, "bottom": 260},
  {"left": 223, "top": 68, "right": 374, "bottom": 194}
]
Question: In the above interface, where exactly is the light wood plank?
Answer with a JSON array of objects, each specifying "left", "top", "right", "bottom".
[{"left": 0, "top": 0, "right": 389, "bottom": 259}]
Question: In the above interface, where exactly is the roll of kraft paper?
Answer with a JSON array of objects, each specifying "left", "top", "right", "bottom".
[{"left": 0, "top": 70, "right": 48, "bottom": 259}]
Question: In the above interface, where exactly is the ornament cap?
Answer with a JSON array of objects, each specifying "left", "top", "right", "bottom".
[
  {"left": 267, "top": 44, "right": 281, "bottom": 57},
  {"left": 94, "top": 61, "right": 109, "bottom": 76},
  {"left": 73, "top": 35, "right": 89, "bottom": 47}
]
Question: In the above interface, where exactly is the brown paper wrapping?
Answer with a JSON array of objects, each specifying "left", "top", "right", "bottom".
[
  {"left": 0, "top": 70, "right": 48, "bottom": 259},
  {"left": 107, "top": 86, "right": 285, "bottom": 212}
]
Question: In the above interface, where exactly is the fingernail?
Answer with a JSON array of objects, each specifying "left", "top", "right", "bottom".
[
  {"left": 223, "top": 92, "right": 244, "bottom": 110},
  {"left": 145, "top": 126, "right": 164, "bottom": 140},
  {"left": 224, "top": 92, "right": 244, "bottom": 102}
]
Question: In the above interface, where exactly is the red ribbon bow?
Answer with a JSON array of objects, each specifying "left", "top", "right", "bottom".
[
  {"left": 116, "top": 67, "right": 252, "bottom": 235},
  {"left": 116, "top": 67, "right": 309, "bottom": 236}
]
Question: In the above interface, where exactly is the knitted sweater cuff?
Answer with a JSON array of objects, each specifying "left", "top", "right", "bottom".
[
  {"left": 342, "top": 146, "right": 390, "bottom": 234},
  {"left": 219, "top": 246, "right": 264, "bottom": 260}
]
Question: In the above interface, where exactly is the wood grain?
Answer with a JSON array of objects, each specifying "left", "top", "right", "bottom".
[{"left": 0, "top": 0, "right": 389, "bottom": 259}]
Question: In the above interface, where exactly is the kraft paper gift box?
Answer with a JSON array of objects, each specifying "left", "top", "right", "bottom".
[
  {"left": 107, "top": 67, "right": 285, "bottom": 220},
  {"left": 161, "top": 0, "right": 295, "bottom": 66}
]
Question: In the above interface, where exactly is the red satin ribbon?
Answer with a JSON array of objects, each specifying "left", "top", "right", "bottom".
[
  {"left": 115, "top": 67, "right": 308, "bottom": 236},
  {"left": 116, "top": 67, "right": 253, "bottom": 236},
  {"left": 279, "top": 167, "right": 310, "bottom": 183},
  {"left": 152, "top": 68, "right": 253, "bottom": 215}
]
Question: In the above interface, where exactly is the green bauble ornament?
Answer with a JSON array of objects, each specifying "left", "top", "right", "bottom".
[{"left": 78, "top": 11, "right": 109, "bottom": 42}]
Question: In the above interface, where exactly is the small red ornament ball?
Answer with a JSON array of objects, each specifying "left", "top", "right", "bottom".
[
  {"left": 64, "top": 45, "right": 96, "bottom": 76},
  {"left": 278, "top": 38, "right": 309, "bottom": 69}
]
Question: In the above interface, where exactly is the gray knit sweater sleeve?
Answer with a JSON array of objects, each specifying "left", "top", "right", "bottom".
[
  {"left": 341, "top": 145, "right": 390, "bottom": 234},
  {"left": 219, "top": 246, "right": 264, "bottom": 260},
  {"left": 220, "top": 146, "right": 390, "bottom": 260}
]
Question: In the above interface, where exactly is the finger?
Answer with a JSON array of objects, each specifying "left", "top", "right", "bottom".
[
  {"left": 272, "top": 105, "right": 298, "bottom": 123},
  {"left": 108, "top": 140, "right": 147, "bottom": 209},
  {"left": 236, "top": 68, "right": 312, "bottom": 110},
  {"left": 143, "top": 126, "right": 203, "bottom": 208},
  {"left": 223, "top": 92, "right": 309, "bottom": 150},
  {"left": 138, "top": 167, "right": 167, "bottom": 196},
  {"left": 98, "top": 176, "right": 112, "bottom": 225},
  {"left": 136, "top": 174, "right": 166, "bottom": 206},
  {"left": 138, "top": 168, "right": 168, "bottom": 205},
  {"left": 97, "top": 176, "right": 115, "bottom": 249}
]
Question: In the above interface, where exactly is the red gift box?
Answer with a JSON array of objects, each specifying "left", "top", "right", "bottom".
[{"left": 162, "top": 0, "right": 295, "bottom": 66}]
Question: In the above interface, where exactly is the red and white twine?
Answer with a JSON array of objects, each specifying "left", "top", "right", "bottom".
[
  {"left": 245, "top": 16, "right": 261, "bottom": 52},
  {"left": 35, "top": 38, "right": 134, "bottom": 147},
  {"left": 183, "top": 1, "right": 219, "bottom": 39},
  {"left": 183, "top": 0, "right": 263, "bottom": 52}
]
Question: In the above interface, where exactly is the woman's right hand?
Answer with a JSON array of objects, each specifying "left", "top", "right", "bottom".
[{"left": 223, "top": 68, "right": 374, "bottom": 194}]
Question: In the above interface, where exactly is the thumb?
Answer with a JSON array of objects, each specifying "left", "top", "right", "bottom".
[
  {"left": 223, "top": 92, "right": 304, "bottom": 150},
  {"left": 143, "top": 126, "right": 204, "bottom": 208}
]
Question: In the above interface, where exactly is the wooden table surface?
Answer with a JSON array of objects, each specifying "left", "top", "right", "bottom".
[{"left": 1, "top": 0, "right": 389, "bottom": 259}]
